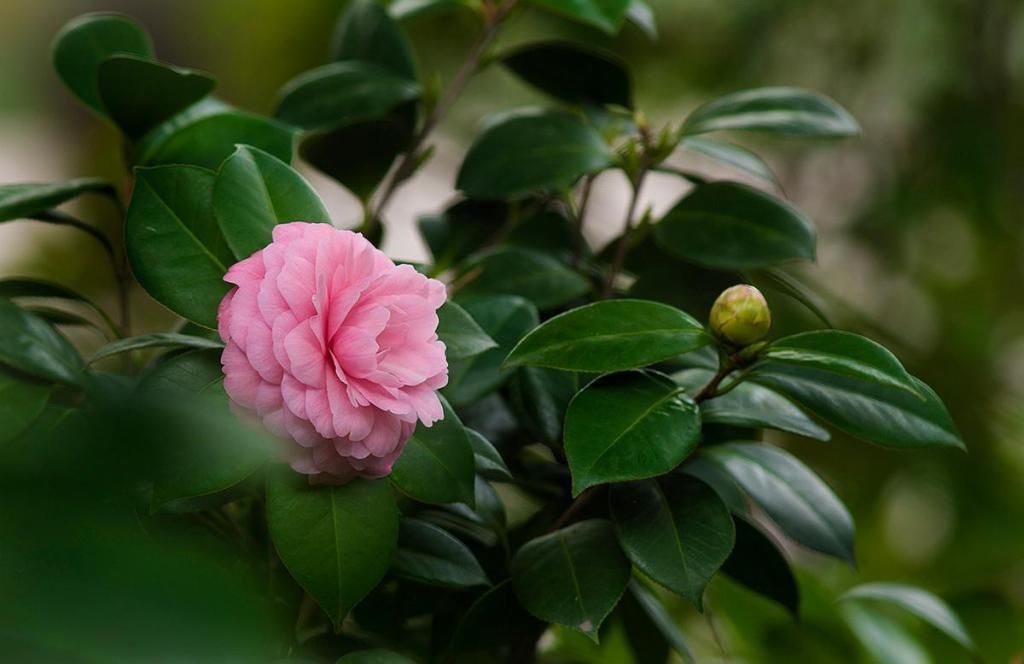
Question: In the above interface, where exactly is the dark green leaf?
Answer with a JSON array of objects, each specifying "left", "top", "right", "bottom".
[
  {"left": 337, "top": 650, "right": 416, "bottom": 664},
  {"left": 213, "top": 145, "right": 330, "bottom": 259},
  {"left": 502, "top": 41, "right": 632, "bottom": 108},
  {"left": 507, "top": 366, "right": 577, "bottom": 444},
  {"left": 654, "top": 181, "right": 816, "bottom": 270},
  {"left": 511, "top": 519, "right": 630, "bottom": 641},
  {"left": 391, "top": 518, "right": 489, "bottom": 588},
  {"left": 674, "top": 368, "right": 829, "bottom": 440},
  {"left": 753, "top": 267, "right": 833, "bottom": 327},
  {"left": 0, "top": 369, "right": 52, "bottom": 445},
  {"left": 703, "top": 443, "right": 854, "bottom": 563},
  {"left": 0, "top": 277, "right": 117, "bottom": 334},
  {"left": 137, "top": 348, "right": 222, "bottom": 394},
  {"left": 0, "top": 299, "right": 83, "bottom": 385},
  {"left": 504, "top": 299, "right": 711, "bottom": 372},
  {"left": 266, "top": 470, "right": 398, "bottom": 628},
  {"left": 332, "top": 0, "right": 417, "bottom": 79},
  {"left": 21, "top": 305, "right": 104, "bottom": 332},
  {"left": 90, "top": 333, "right": 224, "bottom": 364},
  {"left": 275, "top": 62, "right": 420, "bottom": 131},
  {"left": 437, "top": 301, "right": 498, "bottom": 362},
  {"left": 565, "top": 370, "right": 701, "bottom": 496},
  {"left": 840, "top": 583, "right": 976, "bottom": 652},
  {"left": 457, "top": 108, "right": 614, "bottom": 199},
  {"left": 51, "top": 12, "right": 153, "bottom": 114},
  {"left": 0, "top": 178, "right": 115, "bottom": 222},
  {"left": 390, "top": 397, "right": 476, "bottom": 506},
  {"left": 97, "top": 56, "right": 215, "bottom": 139},
  {"left": 137, "top": 110, "right": 295, "bottom": 170},
  {"left": 621, "top": 233, "right": 740, "bottom": 314},
  {"left": 681, "top": 87, "right": 860, "bottom": 137},
  {"left": 467, "top": 428, "right": 511, "bottom": 480},
  {"left": 446, "top": 580, "right": 539, "bottom": 657},
  {"left": 679, "top": 137, "right": 776, "bottom": 183},
  {"left": 125, "top": 165, "right": 232, "bottom": 328},
  {"left": 610, "top": 475, "right": 733, "bottom": 606},
  {"left": 457, "top": 247, "right": 589, "bottom": 311},
  {"left": 721, "top": 516, "right": 799, "bottom": 616},
  {"left": 444, "top": 296, "right": 538, "bottom": 406},
  {"left": 622, "top": 581, "right": 697, "bottom": 664},
  {"left": 418, "top": 199, "right": 507, "bottom": 273},
  {"left": 527, "top": 0, "right": 632, "bottom": 34},
  {"left": 749, "top": 364, "right": 964, "bottom": 450}
]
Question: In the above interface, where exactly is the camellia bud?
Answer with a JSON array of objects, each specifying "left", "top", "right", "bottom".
[{"left": 709, "top": 284, "right": 771, "bottom": 347}]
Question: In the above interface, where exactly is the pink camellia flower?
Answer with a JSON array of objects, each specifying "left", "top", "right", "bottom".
[{"left": 218, "top": 222, "right": 448, "bottom": 483}]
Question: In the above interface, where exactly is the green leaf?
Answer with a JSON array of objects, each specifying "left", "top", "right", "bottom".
[
  {"left": 653, "top": 181, "right": 816, "bottom": 270},
  {"left": 126, "top": 165, "right": 232, "bottom": 328},
  {"left": 840, "top": 603, "right": 932, "bottom": 664},
  {"left": 511, "top": 519, "right": 631, "bottom": 641},
  {"left": 21, "top": 305, "right": 104, "bottom": 333},
  {"left": 456, "top": 247, "right": 589, "bottom": 311},
  {"left": 391, "top": 517, "right": 489, "bottom": 588},
  {"left": 137, "top": 348, "right": 222, "bottom": 394},
  {"left": 0, "top": 299, "right": 83, "bottom": 385},
  {"left": 749, "top": 365, "right": 964, "bottom": 450},
  {"left": 674, "top": 368, "right": 829, "bottom": 440},
  {"left": 444, "top": 296, "right": 538, "bottom": 406},
  {"left": 703, "top": 443, "right": 854, "bottom": 563},
  {"left": 446, "top": 580, "right": 539, "bottom": 657},
  {"left": 622, "top": 581, "right": 697, "bottom": 664},
  {"left": 337, "top": 650, "right": 416, "bottom": 664},
  {"left": 51, "top": 12, "right": 153, "bottom": 114},
  {"left": 137, "top": 110, "right": 295, "bottom": 170},
  {"left": 625, "top": 0, "right": 657, "bottom": 40},
  {"left": 0, "top": 178, "right": 115, "bottom": 222},
  {"left": 564, "top": 370, "right": 701, "bottom": 496},
  {"left": 610, "top": 475, "right": 734, "bottom": 607},
  {"left": 467, "top": 428, "right": 512, "bottom": 481},
  {"left": 418, "top": 199, "right": 507, "bottom": 273},
  {"left": 457, "top": 108, "right": 614, "bottom": 199},
  {"left": 721, "top": 516, "right": 799, "bottom": 616},
  {"left": 213, "top": 145, "right": 330, "bottom": 259},
  {"left": 266, "top": 470, "right": 398, "bottom": 629},
  {"left": 504, "top": 299, "right": 711, "bottom": 373},
  {"left": 679, "top": 137, "right": 776, "bottom": 183},
  {"left": 527, "top": 0, "right": 632, "bottom": 34},
  {"left": 390, "top": 0, "right": 472, "bottom": 21},
  {"left": 840, "top": 583, "right": 976, "bottom": 652},
  {"left": 90, "top": 333, "right": 224, "bottom": 364},
  {"left": 761, "top": 330, "right": 920, "bottom": 394},
  {"left": 97, "top": 56, "right": 216, "bottom": 139},
  {"left": 0, "top": 369, "right": 52, "bottom": 445},
  {"left": 390, "top": 397, "right": 476, "bottom": 506},
  {"left": 502, "top": 41, "right": 632, "bottom": 108},
  {"left": 0, "top": 277, "right": 117, "bottom": 334},
  {"left": 436, "top": 301, "right": 498, "bottom": 361},
  {"left": 507, "top": 366, "right": 577, "bottom": 444},
  {"left": 274, "top": 62, "right": 420, "bottom": 131},
  {"left": 332, "top": 0, "right": 417, "bottom": 79},
  {"left": 681, "top": 87, "right": 860, "bottom": 137}
]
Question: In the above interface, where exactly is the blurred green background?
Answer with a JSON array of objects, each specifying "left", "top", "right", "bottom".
[{"left": 1, "top": 0, "right": 1023, "bottom": 660}]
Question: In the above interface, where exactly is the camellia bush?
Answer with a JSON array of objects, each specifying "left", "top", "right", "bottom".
[{"left": 0, "top": 1, "right": 981, "bottom": 662}]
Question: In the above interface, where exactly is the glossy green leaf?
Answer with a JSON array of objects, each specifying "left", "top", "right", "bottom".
[
  {"left": 457, "top": 248, "right": 589, "bottom": 311},
  {"left": 97, "top": 56, "right": 215, "bottom": 139},
  {"left": 418, "top": 199, "right": 507, "bottom": 273},
  {"left": 703, "top": 443, "right": 854, "bottom": 562},
  {"left": 675, "top": 367, "right": 829, "bottom": 440},
  {"left": 750, "top": 364, "right": 964, "bottom": 450},
  {"left": 390, "top": 397, "right": 476, "bottom": 506},
  {"left": 21, "top": 305, "right": 104, "bottom": 333},
  {"left": 436, "top": 301, "right": 498, "bottom": 362},
  {"left": 90, "top": 333, "right": 224, "bottom": 364},
  {"left": 527, "top": 0, "right": 632, "bottom": 34},
  {"left": 391, "top": 518, "right": 489, "bottom": 588},
  {"left": 444, "top": 296, "right": 538, "bottom": 406},
  {"left": 126, "top": 165, "right": 232, "bottom": 328},
  {"left": 275, "top": 62, "right": 420, "bottom": 131},
  {"left": 681, "top": 87, "right": 860, "bottom": 137},
  {"left": 0, "top": 369, "right": 52, "bottom": 445},
  {"left": 623, "top": 581, "right": 697, "bottom": 664},
  {"left": 51, "top": 12, "right": 153, "bottom": 113},
  {"left": 721, "top": 516, "right": 799, "bottom": 616},
  {"left": 502, "top": 41, "right": 632, "bottom": 108},
  {"left": 841, "top": 603, "right": 932, "bottom": 664},
  {"left": 0, "top": 299, "right": 83, "bottom": 385},
  {"left": 0, "top": 277, "right": 117, "bottom": 334},
  {"left": 565, "top": 370, "right": 701, "bottom": 496},
  {"left": 679, "top": 137, "right": 776, "bottom": 183},
  {"left": 137, "top": 348, "right": 222, "bottom": 394},
  {"left": 337, "top": 650, "right": 416, "bottom": 664},
  {"left": 467, "top": 428, "right": 512, "bottom": 480},
  {"left": 332, "top": 0, "right": 417, "bottom": 79},
  {"left": 511, "top": 519, "right": 630, "bottom": 641},
  {"left": 610, "top": 475, "right": 734, "bottom": 607},
  {"left": 504, "top": 299, "right": 711, "bottom": 373},
  {"left": 507, "top": 366, "right": 577, "bottom": 444},
  {"left": 654, "top": 181, "right": 816, "bottom": 270},
  {"left": 457, "top": 108, "right": 614, "bottom": 198},
  {"left": 213, "top": 145, "right": 330, "bottom": 259},
  {"left": 0, "top": 178, "right": 115, "bottom": 222},
  {"left": 137, "top": 110, "right": 295, "bottom": 170},
  {"left": 840, "top": 583, "right": 976, "bottom": 652},
  {"left": 266, "top": 470, "right": 398, "bottom": 628}
]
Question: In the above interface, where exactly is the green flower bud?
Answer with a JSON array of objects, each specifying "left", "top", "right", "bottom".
[{"left": 709, "top": 285, "right": 771, "bottom": 347}]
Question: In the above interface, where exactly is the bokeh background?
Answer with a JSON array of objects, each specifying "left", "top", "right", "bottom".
[{"left": 2, "top": 0, "right": 1023, "bottom": 660}]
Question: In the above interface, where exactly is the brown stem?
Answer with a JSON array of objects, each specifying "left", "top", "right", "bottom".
[
  {"left": 601, "top": 170, "right": 647, "bottom": 299},
  {"left": 694, "top": 361, "right": 734, "bottom": 403}
]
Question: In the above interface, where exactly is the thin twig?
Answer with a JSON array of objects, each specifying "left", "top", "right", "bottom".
[{"left": 571, "top": 175, "right": 595, "bottom": 268}]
